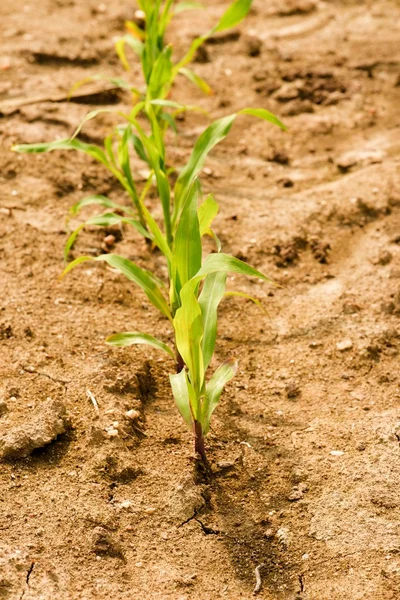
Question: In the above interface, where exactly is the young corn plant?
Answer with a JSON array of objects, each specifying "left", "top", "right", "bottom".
[
  {"left": 74, "top": 0, "right": 255, "bottom": 131},
  {"left": 12, "top": 0, "right": 264, "bottom": 250},
  {"left": 14, "top": 108, "right": 285, "bottom": 463}
]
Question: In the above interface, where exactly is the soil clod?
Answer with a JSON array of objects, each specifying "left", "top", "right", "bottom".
[{"left": 0, "top": 399, "right": 68, "bottom": 460}]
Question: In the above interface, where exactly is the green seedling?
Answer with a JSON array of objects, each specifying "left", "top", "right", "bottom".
[
  {"left": 73, "top": 0, "right": 255, "bottom": 131},
  {"left": 14, "top": 108, "right": 285, "bottom": 462},
  {"left": 12, "top": 0, "right": 287, "bottom": 463}
]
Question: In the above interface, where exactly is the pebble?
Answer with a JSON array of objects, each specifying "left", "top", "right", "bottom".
[
  {"left": 330, "top": 450, "right": 345, "bottom": 456},
  {"left": 107, "top": 429, "right": 119, "bottom": 437},
  {"left": 264, "top": 528, "right": 274, "bottom": 538},
  {"left": 336, "top": 339, "right": 353, "bottom": 352},
  {"left": 126, "top": 409, "right": 140, "bottom": 421},
  {"left": 104, "top": 234, "right": 116, "bottom": 247},
  {"left": 287, "top": 488, "right": 303, "bottom": 502}
]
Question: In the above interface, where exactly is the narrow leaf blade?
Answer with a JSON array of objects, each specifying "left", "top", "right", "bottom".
[
  {"left": 203, "top": 359, "right": 237, "bottom": 434},
  {"left": 106, "top": 332, "right": 174, "bottom": 358},
  {"left": 169, "top": 370, "right": 194, "bottom": 429},
  {"left": 215, "top": 0, "right": 252, "bottom": 32}
]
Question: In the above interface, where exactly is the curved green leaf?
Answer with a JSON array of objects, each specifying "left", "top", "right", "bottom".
[
  {"left": 215, "top": 0, "right": 253, "bottom": 32},
  {"left": 106, "top": 332, "right": 174, "bottom": 358},
  {"left": 173, "top": 2, "right": 203, "bottom": 15},
  {"left": 198, "top": 272, "right": 227, "bottom": 370},
  {"left": 12, "top": 138, "right": 109, "bottom": 168},
  {"left": 198, "top": 194, "right": 219, "bottom": 236},
  {"left": 61, "top": 254, "right": 172, "bottom": 321},
  {"left": 239, "top": 107, "right": 287, "bottom": 132},
  {"left": 178, "top": 67, "right": 212, "bottom": 95},
  {"left": 173, "top": 283, "right": 204, "bottom": 395},
  {"left": 173, "top": 114, "right": 236, "bottom": 223},
  {"left": 198, "top": 252, "right": 275, "bottom": 283},
  {"left": 202, "top": 359, "right": 237, "bottom": 434},
  {"left": 169, "top": 370, "right": 194, "bottom": 428},
  {"left": 224, "top": 290, "right": 269, "bottom": 315},
  {"left": 174, "top": 180, "right": 202, "bottom": 290},
  {"left": 116, "top": 34, "right": 144, "bottom": 70},
  {"left": 69, "top": 195, "right": 130, "bottom": 217}
]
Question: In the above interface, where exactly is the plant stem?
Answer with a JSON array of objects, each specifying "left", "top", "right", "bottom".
[
  {"left": 176, "top": 350, "right": 184, "bottom": 373},
  {"left": 194, "top": 420, "right": 207, "bottom": 463}
]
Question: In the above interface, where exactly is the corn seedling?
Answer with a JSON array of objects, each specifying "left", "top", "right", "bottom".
[
  {"left": 73, "top": 0, "right": 255, "bottom": 131},
  {"left": 14, "top": 107, "right": 285, "bottom": 462},
  {"left": 12, "top": 0, "right": 287, "bottom": 463}
]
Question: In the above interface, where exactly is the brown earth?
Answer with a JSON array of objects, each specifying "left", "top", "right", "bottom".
[{"left": 1, "top": 1, "right": 400, "bottom": 598}]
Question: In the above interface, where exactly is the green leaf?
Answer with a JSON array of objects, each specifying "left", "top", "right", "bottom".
[
  {"left": 69, "top": 195, "right": 130, "bottom": 217},
  {"left": 207, "top": 229, "right": 222, "bottom": 252},
  {"left": 198, "top": 252, "right": 275, "bottom": 284},
  {"left": 69, "top": 108, "right": 121, "bottom": 142},
  {"left": 239, "top": 107, "right": 287, "bottom": 132},
  {"left": 62, "top": 254, "right": 172, "bottom": 321},
  {"left": 160, "top": 112, "right": 178, "bottom": 134},
  {"left": 202, "top": 359, "right": 237, "bottom": 434},
  {"left": 64, "top": 224, "right": 85, "bottom": 262},
  {"left": 215, "top": 0, "right": 253, "bottom": 32},
  {"left": 178, "top": 67, "right": 212, "bottom": 95},
  {"left": 87, "top": 213, "right": 150, "bottom": 237},
  {"left": 173, "top": 2, "right": 203, "bottom": 15},
  {"left": 115, "top": 34, "right": 144, "bottom": 70},
  {"left": 174, "top": 180, "right": 202, "bottom": 290},
  {"left": 198, "top": 194, "right": 219, "bottom": 236},
  {"left": 198, "top": 272, "right": 227, "bottom": 370},
  {"left": 225, "top": 290, "right": 269, "bottom": 315},
  {"left": 173, "top": 283, "right": 204, "bottom": 395},
  {"left": 106, "top": 332, "right": 174, "bottom": 358},
  {"left": 125, "top": 20, "right": 146, "bottom": 41},
  {"left": 147, "top": 45, "right": 173, "bottom": 100},
  {"left": 12, "top": 138, "right": 110, "bottom": 168},
  {"left": 169, "top": 370, "right": 194, "bottom": 429},
  {"left": 173, "top": 114, "right": 236, "bottom": 224}
]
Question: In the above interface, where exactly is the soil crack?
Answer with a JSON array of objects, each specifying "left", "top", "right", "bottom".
[
  {"left": 195, "top": 518, "right": 220, "bottom": 535},
  {"left": 19, "top": 562, "right": 35, "bottom": 600}
]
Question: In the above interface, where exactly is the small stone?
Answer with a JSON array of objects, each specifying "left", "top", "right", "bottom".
[
  {"left": 126, "top": 409, "right": 140, "bottom": 421},
  {"left": 309, "top": 341, "right": 322, "bottom": 348},
  {"left": 104, "top": 234, "right": 116, "bottom": 247},
  {"left": 216, "top": 460, "right": 236, "bottom": 472},
  {"left": 273, "top": 82, "right": 300, "bottom": 102},
  {"left": 288, "top": 488, "right": 303, "bottom": 501},
  {"left": 144, "top": 507, "right": 156, "bottom": 514},
  {"left": 286, "top": 381, "right": 301, "bottom": 399},
  {"left": 107, "top": 429, "right": 119, "bottom": 437},
  {"left": 330, "top": 450, "right": 344, "bottom": 456},
  {"left": 120, "top": 500, "right": 132, "bottom": 509},
  {"left": 264, "top": 528, "right": 274, "bottom": 538},
  {"left": 336, "top": 339, "right": 353, "bottom": 352},
  {"left": 133, "top": 9, "right": 145, "bottom": 29}
]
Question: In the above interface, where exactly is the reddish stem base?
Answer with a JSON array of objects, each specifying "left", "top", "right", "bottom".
[{"left": 194, "top": 420, "right": 207, "bottom": 464}]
